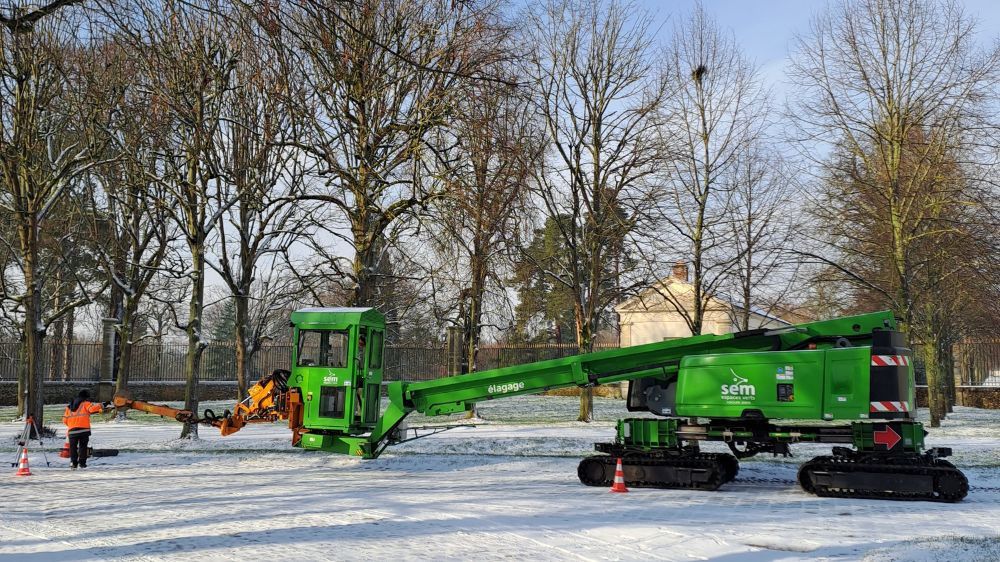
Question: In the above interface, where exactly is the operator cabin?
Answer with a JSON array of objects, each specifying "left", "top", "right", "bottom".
[{"left": 615, "top": 262, "right": 795, "bottom": 347}]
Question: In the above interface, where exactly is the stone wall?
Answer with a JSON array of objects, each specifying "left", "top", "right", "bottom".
[
  {"left": 914, "top": 386, "right": 1000, "bottom": 409},
  {"left": 955, "top": 387, "right": 1000, "bottom": 409}
]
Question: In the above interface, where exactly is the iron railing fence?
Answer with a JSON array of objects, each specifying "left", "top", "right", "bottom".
[
  {"left": 885, "top": 342, "right": 999, "bottom": 388},
  {"left": 0, "top": 341, "right": 619, "bottom": 383},
  {"left": 0, "top": 341, "right": 105, "bottom": 382},
  {"left": 954, "top": 340, "right": 1000, "bottom": 387}
]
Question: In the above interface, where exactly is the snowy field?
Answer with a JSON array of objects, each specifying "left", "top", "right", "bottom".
[{"left": 2, "top": 397, "right": 999, "bottom": 561}]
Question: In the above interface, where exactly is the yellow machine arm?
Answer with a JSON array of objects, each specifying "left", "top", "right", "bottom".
[{"left": 113, "top": 369, "right": 294, "bottom": 436}]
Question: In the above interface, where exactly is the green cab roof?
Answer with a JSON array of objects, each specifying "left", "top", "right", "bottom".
[{"left": 290, "top": 307, "right": 385, "bottom": 327}]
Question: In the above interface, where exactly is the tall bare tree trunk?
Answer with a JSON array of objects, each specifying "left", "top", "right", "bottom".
[
  {"left": 20, "top": 215, "right": 46, "bottom": 433},
  {"left": 16, "top": 341, "right": 27, "bottom": 418},
  {"left": 234, "top": 292, "right": 250, "bottom": 400},
  {"left": 942, "top": 339, "right": 956, "bottom": 413},
  {"left": 181, "top": 244, "right": 206, "bottom": 438},
  {"left": 463, "top": 253, "right": 487, "bottom": 419},
  {"left": 921, "top": 333, "right": 945, "bottom": 428},
  {"left": 108, "top": 255, "right": 125, "bottom": 386},
  {"left": 115, "top": 303, "right": 138, "bottom": 396},
  {"left": 465, "top": 243, "right": 488, "bottom": 378},
  {"left": 574, "top": 301, "right": 594, "bottom": 422},
  {"left": 350, "top": 214, "right": 382, "bottom": 308}
]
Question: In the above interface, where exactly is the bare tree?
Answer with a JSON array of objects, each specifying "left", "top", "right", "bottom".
[
  {"left": 726, "top": 148, "right": 797, "bottom": 331},
  {"left": 0, "top": 1, "right": 108, "bottom": 427},
  {"left": 909, "top": 192, "right": 997, "bottom": 418},
  {"left": 288, "top": 0, "right": 506, "bottom": 310},
  {"left": 788, "top": 0, "right": 1000, "bottom": 426},
  {"left": 120, "top": 0, "right": 238, "bottom": 437},
  {"left": 652, "top": 3, "right": 769, "bottom": 336},
  {"left": 84, "top": 38, "right": 175, "bottom": 397},
  {"left": 524, "top": 0, "right": 665, "bottom": 421},
  {"left": 43, "top": 195, "right": 86, "bottom": 382},
  {"left": 209, "top": 7, "right": 305, "bottom": 399},
  {"left": 429, "top": 74, "right": 536, "bottom": 340},
  {"left": 424, "top": 60, "right": 540, "bottom": 406}
]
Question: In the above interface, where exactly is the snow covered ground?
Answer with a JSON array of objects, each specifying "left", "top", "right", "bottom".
[{"left": 2, "top": 397, "right": 999, "bottom": 561}]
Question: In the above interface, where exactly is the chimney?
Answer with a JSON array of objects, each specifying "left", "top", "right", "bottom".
[{"left": 671, "top": 261, "right": 689, "bottom": 282}]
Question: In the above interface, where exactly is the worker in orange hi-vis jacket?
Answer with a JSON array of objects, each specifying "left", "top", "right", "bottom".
[{"left": 62, "top": 390, "right": 110, "bottom": 470}]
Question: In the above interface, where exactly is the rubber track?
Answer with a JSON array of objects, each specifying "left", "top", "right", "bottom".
[
  {"left": 797, "top": 455, "right": 968, "bottom": 502},
  {"left": 577, "top": 453, "right": 736, "bottom": 491},
  {"left": 735, "top": 476, "right": 998, "bottom": 494}
]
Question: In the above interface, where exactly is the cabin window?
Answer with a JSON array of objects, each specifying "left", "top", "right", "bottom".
[
  {"left": 369, "top": 330, "right": 383, "bottom": 369},
  {"left": 297, "top": 330, "right": 349, "bottom": 367}
]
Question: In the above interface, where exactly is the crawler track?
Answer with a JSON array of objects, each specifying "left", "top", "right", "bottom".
[
  {"left": 578, "top": 452, "right": 739, "bottom": 491},
  {"left": 797, "top": 455, "right": 968, "bottom": 502}
]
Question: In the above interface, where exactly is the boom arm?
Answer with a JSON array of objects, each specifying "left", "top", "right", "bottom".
[
  {"left": 397, "top": 311, "right": 895, "bottom": 417},
  {"left": 113, "top": 369, "right": 294, "bottom": 436},
  {"left": 360, "top": 311, "right": 898, "bottom": 456},
  {"left": 112, "top": 396, "right": 202, "bottom": 424}
]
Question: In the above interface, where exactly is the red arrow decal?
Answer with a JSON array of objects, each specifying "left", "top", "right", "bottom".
[{"left": 873, "top": 426, "right": 901, "bottom": 449}]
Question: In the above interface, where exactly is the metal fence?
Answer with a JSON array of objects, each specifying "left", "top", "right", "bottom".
[
  {"left": 0, "top": 341, "right": 106, "bottom": 382},
  {"left": 954, "top": 341, "right": 1000, "bottom": 386},
  {"left": 0, "top": 340, "right": 618, "bottom": 383},
  {"left": 885, "top": 341, "right": 999, "bottom": 388}
]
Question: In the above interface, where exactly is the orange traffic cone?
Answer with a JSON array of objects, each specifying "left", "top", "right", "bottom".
[
  {"left": 609, "top": 457, "right": 628, "bottom": 493},
  {"left": 15, "top": 448, "right": 32, "bottom": 477},
  {"left": 59, "top": 436, "right": 71, "bottom": 459}
]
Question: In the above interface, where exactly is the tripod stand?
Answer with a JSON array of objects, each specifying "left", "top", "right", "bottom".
[{"left": 10, "top": 416, "right": 52, "bottom": 468}]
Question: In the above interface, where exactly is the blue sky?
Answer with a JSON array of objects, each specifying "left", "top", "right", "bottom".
[{"left": 638, "top": 0, "right": 1000, "bottom": 99}]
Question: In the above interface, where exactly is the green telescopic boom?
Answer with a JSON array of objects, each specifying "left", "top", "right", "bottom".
[{"left": 356, "top": 311, "right": 897, "bottom": 457}]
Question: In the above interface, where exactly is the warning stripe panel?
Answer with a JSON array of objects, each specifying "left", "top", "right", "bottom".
[
  {"left": 870, "top": 401, "right": 909, "bottom": 412},
  {"left": 871, "top": 355, "right": 910, "bottom": 367}
]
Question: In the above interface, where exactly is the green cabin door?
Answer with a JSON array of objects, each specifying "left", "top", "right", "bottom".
[
  {"left": 352, "top": 326, "right": 366, "bottom": 424},
  {"left": 362, "top": 328, "right": 383, "bottom": 425}
]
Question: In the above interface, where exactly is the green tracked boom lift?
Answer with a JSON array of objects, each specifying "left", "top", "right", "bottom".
[{"left": 115, "top": 307, "right": 968, "bottom": 502}]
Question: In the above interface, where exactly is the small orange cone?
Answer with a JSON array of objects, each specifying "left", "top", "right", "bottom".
[
  {"left": 609, "top": 457, "right": 628, "bottom": 493},
  {"left": 15, "top": 448, "right": 32, "bottom": 477},
  {"left": 59, "top": 436, "right": 71, "bottom": 459}
]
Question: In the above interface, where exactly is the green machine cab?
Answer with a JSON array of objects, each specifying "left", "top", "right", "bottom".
[{"left": 289, "top": 308, "right": 385, "bottom": 453}]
